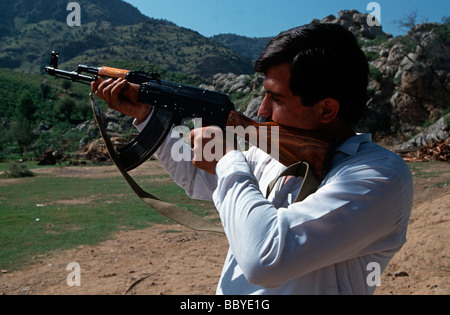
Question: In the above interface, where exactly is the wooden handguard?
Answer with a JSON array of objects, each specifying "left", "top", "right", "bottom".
[
  {"left": 227, "top": 111, "right": 331, "bottom": 180},
  {"left": 98, "top": 67, "right": 130, "bottom": 79}
]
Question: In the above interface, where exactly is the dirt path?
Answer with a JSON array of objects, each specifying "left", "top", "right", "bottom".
[
  {"left": 0, "top": 161, "right": 448, "bottom": 295},
  {"left": 0, "top": 224, "right": 227, "bottom": 295}
]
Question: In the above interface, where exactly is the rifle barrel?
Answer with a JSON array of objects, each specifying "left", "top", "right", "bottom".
[{"left": 45, "top": 66, "right": 96, "bottom": 85}]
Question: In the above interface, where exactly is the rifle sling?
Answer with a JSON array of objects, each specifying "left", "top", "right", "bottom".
[
  {"left": 265, "top": 161, "right": 320, "bottom": 203},
  {"left": 90, "top": 94, "right": 224, "bottom": 234},
  {"left": 90, "top": 94, "right": 320, "bottom": 235}
]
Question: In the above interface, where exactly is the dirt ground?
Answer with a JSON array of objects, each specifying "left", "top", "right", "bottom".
[{"left": 0, "top": 160, "right": 448, "bottom": 295}]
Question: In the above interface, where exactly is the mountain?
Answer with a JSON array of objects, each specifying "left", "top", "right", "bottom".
[
  {"left": 0, "top": 0, "right": 253, "bottom": 77},
  {"left": 210, "top": 34, "right": 272, "bottom": 63},
  {"left": 0, "top": 0, "right": 151, "bottom": 37}
]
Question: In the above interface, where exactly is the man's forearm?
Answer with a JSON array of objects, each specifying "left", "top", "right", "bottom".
[{"left": 134, "top": 116, "right": 217, "bottom": 201}]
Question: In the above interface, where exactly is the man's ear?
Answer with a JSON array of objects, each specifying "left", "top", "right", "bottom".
[{"left": 315, "top": 98, "right": 340, "bottom": 124}]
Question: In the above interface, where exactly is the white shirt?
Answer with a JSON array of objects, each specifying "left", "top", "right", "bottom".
[{"left": 135, "top": 119, "right": 413, "bottom": 295}]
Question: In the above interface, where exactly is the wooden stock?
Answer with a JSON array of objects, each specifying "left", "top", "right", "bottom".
[{"left": 227, "top": 111, "right": 330, "bottom": 180}]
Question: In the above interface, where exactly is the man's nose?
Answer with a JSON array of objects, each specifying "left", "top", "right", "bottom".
[{"left": 258, "top": 95, "right": 272, "bottom": 117}]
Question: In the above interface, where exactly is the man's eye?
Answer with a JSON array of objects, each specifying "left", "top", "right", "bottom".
[{"left": 271, "top": 95, "right": 281, "bottom": 103}]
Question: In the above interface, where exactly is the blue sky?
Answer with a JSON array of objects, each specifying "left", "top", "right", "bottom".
[{"left": 123, "top": 0, "right": 449, "bottom": 38}]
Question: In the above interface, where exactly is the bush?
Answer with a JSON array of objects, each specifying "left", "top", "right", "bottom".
[
  {"left": 7, "top": 162, "right": 35, "bottom": 178},
  {"left": 369, "top": 66, "right": 383, "bottom": 82}
]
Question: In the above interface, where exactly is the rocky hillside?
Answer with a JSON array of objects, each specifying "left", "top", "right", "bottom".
[
  {"left": 0, "top": 0, "right": 253, "bottom": 77},
  {"left": 0, "top": 0, "right": 150, "bottom": 35},
  {"left": 210, "top": 34, "right": 272, "bottom": 62},
  {"left": 202, "top": 11, "right": 450, "bottom": 148},
  {"left": 364, "top": 25, "right": 449, "bottom": 138}
]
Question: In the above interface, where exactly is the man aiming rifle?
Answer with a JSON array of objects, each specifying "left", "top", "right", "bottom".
[{"left": 92, "top": 23, "right": 413, "bottom": 295}]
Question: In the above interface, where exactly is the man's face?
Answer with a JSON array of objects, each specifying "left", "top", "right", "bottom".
[{"left": 258, "top": 63, "right": 319, "bottom": 130}]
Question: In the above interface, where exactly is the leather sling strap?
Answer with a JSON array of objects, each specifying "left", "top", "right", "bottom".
[
  {"left": 266, "top": 161, "right": 320, "bottom": 203},
  {"left": 90, "top": 94, "right": 225, "bottom": 234}
]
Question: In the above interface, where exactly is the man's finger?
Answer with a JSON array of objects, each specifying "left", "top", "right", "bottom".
[
  {"left": 95, "top": 78, "right": 112, "bottom": 100},
  {"left": 111, "top": 79, "right": 128, "bottom": 97},
  {"left": 100, "top": 78, "right": 118, "bottom": 104},
  {"left": 110, "top": 79, "right": 129, "bottom": 107}
]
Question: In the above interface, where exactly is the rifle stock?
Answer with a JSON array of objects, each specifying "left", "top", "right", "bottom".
[{"left": 227, "top": 111, "right": 330, "bottom": 179}]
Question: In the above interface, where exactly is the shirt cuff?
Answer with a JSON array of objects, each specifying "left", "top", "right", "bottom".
[
  {"left": 132, "top": 109, "right": 154, "bottom": 132},
  {"left": 215, "top": 150, "right": 251, "bottom": 179}
]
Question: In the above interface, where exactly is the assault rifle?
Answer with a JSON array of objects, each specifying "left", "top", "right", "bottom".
[{"left": 45, "top": 52, "right": 331, "bottom": 180}]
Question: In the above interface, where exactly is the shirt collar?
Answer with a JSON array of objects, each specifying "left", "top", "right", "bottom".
[
  {"left": 335, "top": 133, "right": 372, "bottom": 156},
  {"left": 330, "top": 133, "right": 372, "bottom": 169}
]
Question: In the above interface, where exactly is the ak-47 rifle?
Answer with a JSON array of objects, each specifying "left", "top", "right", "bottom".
[
  {"left": 45, "top": 52, "right": 331, "bottom": 180},
  {"left": 45, "top": 51, "right": 333, "bottom": 233}
]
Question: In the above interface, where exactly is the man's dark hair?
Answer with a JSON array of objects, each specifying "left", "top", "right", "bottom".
[{"left": 254, "top": 23, "right": 369, "bottom": 124}]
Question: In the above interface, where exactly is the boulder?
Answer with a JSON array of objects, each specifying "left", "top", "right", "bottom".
[{"left": 400, "top": 114, "right": 450, "bottom": 149}]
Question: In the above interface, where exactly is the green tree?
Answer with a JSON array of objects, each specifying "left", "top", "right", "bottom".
[
  {"left": 10, "top": 118, "right": 35, "bottom": 156},
  {"left": 0, "top": 123, "right": 9, "bottom": 159},
  {"left": 62, "top": 80, "right": 72, "bottom": 93},
  {"left": 15, "top": 91, "right": 37, "bottom": 122},
  {"left": 56, "top": 96, "right": 76, "bottom": 122},
  {"left": 40, "top": 82, "right": 51, "bottom": 100},
  {"left": 77, "top": 101, "right": 92, "bottom": 122}
]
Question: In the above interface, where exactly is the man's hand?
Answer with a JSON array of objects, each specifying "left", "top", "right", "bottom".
[
  {"left": 91, "top": 77, "right": 152, "bottom": 124},
  {"left": 190, "top": 126, "right": 237, "bottom": 175}
]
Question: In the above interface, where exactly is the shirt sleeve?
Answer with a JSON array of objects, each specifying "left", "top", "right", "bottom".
[
  {"left": 133, "top": 113, "right": 217, "bottom": 201},
  {"left": 154, "top": 129, "right": 218, "bottom": 201},
  {"left": 213, "top": 150, "right": 413, "bottom": 288},
  {"left": 133, "top": 114, "right": 152, "bottom": 132}
]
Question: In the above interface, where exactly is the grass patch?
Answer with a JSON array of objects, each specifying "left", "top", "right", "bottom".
[
  {"left": 408, "top": 162, "right": 449, "bottom": 178},
  {"left": 430, "top": 181, "right": 449, "bottom": 188},
  {"left": 0, "top": 165, "right": 216, "bottom": 271},
  {"left": 408, "top": 162, "right": 450, "bottom": 191}
]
